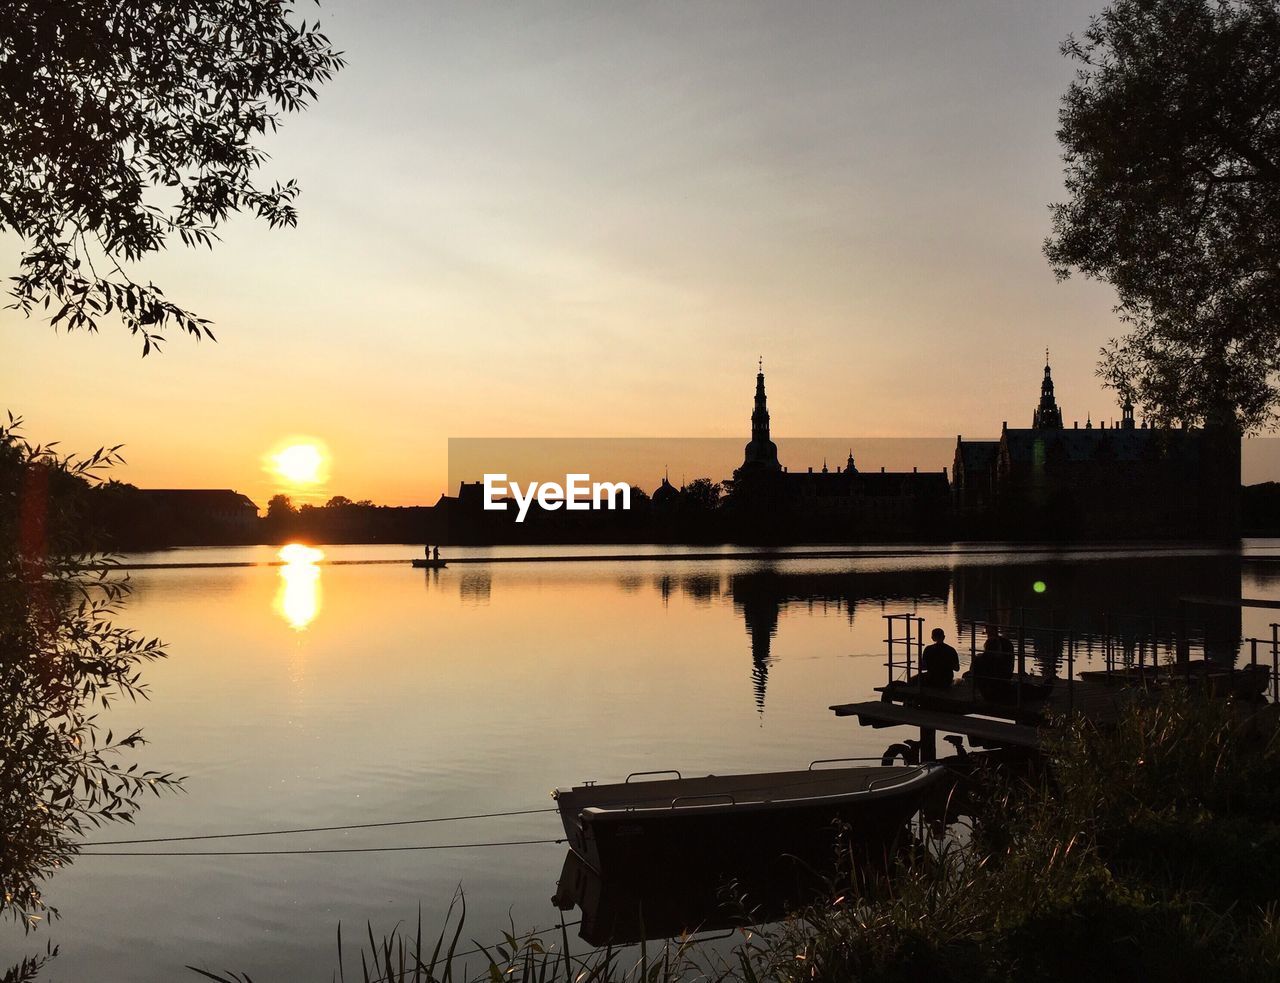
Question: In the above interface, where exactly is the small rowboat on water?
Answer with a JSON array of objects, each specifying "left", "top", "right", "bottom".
[
  {"left": 553, "top": 761, "right": 946, "bottom": 877},
  {"left": 411, "top": 558, "right": 447, "bottom": 569}
]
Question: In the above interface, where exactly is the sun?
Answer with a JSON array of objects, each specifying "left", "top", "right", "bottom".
[{"left": 269, "top": 439, "right": 329, "bottom": 486}]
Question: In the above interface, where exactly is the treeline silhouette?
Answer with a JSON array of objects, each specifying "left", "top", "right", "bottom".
[{"left": 58, "top": 479, "right": 1280, "bottom": 551}]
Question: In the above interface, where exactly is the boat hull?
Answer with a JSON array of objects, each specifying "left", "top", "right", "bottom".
[{"left": 555, "top": 765, "right": 944, "bottom": 878}]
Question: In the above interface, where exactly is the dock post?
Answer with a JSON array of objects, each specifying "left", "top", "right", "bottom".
[
  {"left": 915, "top": 616, "right": 923, "bottom": 681},
  {"left": 1017, "top": 608, "right": 1026, "bottom": 711},
  {"left": 1067, "top": 631, "right": 1075, "bottom": 713},
  {"left": 919, "top": 726, "right": 937, "bottom": 762},
  {"left": 886, "top": 615, "right": 895, "bottom": 686},
  {"left": 1264, "top": 622, "right": 1274, "bottom": 706},
  {"left": 1104, "top": 612, "right": 1111, "bottom": 679},
  {"left": 1176, "top": 602, "right": 1190, "bottom": 667}
]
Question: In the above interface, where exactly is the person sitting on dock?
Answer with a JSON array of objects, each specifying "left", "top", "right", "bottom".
[
  {"left": 966, "top": 624, "right": 1016, "bottom": 701},
  {"left": 920, "top": 628, "right": 960, "bottom": 690}
]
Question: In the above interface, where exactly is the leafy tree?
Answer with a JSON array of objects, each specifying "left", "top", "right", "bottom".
[
  {"left": 1045, "top": 0, "right": 1280, "bottom": 432},
  {"left": 0, "top": 418, "right": 180, "bottom": 975},
  {"left": 324, "top": 495, "right": 355, "bottom": 508},
  {"left": 682, "top": 477, "right": 723, "bottom": 512},
  {"left": 0, "top": 1, "right": 344, "bottom": 354},
  {"left": 266, "top": 493, "right": 296, "bottom": 519}
]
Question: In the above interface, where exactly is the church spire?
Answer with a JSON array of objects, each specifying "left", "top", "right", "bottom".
[
  {"left": 1032, "top": 352, "right": 1064, "bottom": 429},
  {"left": 741, "top": 360, "right": 781, "bottom": 472}
]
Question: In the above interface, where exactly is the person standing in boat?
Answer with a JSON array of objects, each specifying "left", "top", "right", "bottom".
[
  {"left": 920, "top": 627, "right": 960, "bottom": 689},
  {"left": 432, "top": 546, "right": 440, "bottom": 562},
  {"left": 424, "top": 544, "right": 431, "bottom": 560}
]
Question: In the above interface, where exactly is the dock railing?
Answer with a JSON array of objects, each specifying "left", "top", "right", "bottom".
[{"left": 884, "top": 611, "right": 1280, "bottom": 710}]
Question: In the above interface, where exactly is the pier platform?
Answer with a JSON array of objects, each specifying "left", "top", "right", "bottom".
[
  {"left": 831, "top": 676, "right": 1130, "bottom": 761},
  {"left": 830, "top": 701, "right": 1041, "bottom": 751}
]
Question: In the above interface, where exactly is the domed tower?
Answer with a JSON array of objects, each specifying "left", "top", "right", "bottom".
[
  {"left": 651, "top": 472, "right": 680, "bottom": 509},
  {"left": 1121, "top": 395, "right": 1136, "bottom": 429},
  {"left": 741, "top": 359, "right": 781, "bottom": 472},
  {"left": 1032, "top": 351, "right": 1064, "bottom": 430}
]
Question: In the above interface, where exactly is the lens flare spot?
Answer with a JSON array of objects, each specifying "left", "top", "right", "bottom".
[{"left": 1032, "top": 580, "right": 1047, "bottom": 594}]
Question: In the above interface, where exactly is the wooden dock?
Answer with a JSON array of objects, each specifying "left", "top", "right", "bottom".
[
  {"left": 831, "top": 676, "right": 1130, "bottom": 761},
  {"left": 833, "top": 609, "right": 1280, "bottom": 762},
  {"left": 830, "top": 700, "right": 1041, "bottom": 752}
]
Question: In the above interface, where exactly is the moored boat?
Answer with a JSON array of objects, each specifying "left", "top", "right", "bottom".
[{"left": 553, "top": 762, "right": 946, "bottom": 877}]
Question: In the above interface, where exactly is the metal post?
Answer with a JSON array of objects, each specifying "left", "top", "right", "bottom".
[
  {"left": 886, "top": 614, "right": 896, "bottom": 685},
  {"left": 911, "top": 615, "right": 921, "bottom": 680},
  {"left": 1017, "top": 608, "right": 1026, "bottom": 712},
  {"left": 919, "top": 726, "right": 937, "bottom": 763},
  {"left": 1104, "top": 612, "right": 1112, "bottom": 679},
  {"left": 1264, "top": 624, "right": 1274, "bottom": 701},
  {"left": 1067, "top": 631, "right": 1075, "bottom": 713}
]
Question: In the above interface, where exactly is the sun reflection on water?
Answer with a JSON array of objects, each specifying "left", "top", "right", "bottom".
[{"left": 275, "top": 544, "right": 324, "bottom": 630}]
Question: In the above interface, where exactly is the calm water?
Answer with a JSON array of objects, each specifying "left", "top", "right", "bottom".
[{"left": 13, "top": 541, "right": 1280, "bottom": 981}]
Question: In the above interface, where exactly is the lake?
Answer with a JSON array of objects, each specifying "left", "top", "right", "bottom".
[{"left": 16, "top": 541, "right": 1280, "bottom": 981}]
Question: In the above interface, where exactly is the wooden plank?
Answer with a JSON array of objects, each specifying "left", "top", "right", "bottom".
[
  {"left": 830, "top": 701, "right": 1041, "bottom": 749},
  {"left": 1172, "top": 593, "right": 1280, "bottom": 609}
]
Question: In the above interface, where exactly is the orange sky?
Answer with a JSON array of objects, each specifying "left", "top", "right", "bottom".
[{"left": 4, "top": 1, "right": 1277, "bottom": 508}]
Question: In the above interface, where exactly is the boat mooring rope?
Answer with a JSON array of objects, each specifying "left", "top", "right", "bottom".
[
  {"left": 79, "top": 837, "right": 567, "bottom": 857},
  {"left": 82, "top": 806, "right": 560, "bottom": 846}
]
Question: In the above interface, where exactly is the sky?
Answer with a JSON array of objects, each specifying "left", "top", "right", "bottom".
[{"left": 5, "top": 0, "right": 1268, "bottom": 506}]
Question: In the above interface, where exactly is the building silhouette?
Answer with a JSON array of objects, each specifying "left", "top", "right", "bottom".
[
  {"left": 740, "top": 358, "right": 781, "bottom": 474},
  {"left": 728, "top": 363, "right": 950, "bottom": 538},
  {"left": 953, "top": 356, "right": 1239, "bottom": 538}
]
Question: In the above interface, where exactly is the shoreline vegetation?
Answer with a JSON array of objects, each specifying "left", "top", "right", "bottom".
[
  {"left": 44, "top": 474, "right": 1280, "bottom": 553},
  {"left": 87, "top": 540, "right": 1266, "bottom": 570},
  {"left": 194, "top": 692, "right": 1280, "bottom": 983}
]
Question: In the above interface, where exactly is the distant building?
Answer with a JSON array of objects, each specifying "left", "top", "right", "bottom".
[
  {"left": 730, "top": 363, "right": 950, "bottom": 535},
  {"left": 651, "top": 474, "right": 681, "bottom": 510},
  {"left": 141, "top": 489, "right": 259, "bottom": 533},
  {"left": 954, "top": 356, "right": 1239, "bottom": 538},
  {"left": 740, "top": 360, "right": 781, "bottom": 475}
]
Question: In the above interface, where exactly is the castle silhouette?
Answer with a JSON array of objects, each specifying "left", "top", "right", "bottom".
[{"left": 729, "top": 356, "right": 1239, "bottom": 540}]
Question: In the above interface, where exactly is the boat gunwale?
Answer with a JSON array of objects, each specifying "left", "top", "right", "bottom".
[{"left": 571, "top": 764, "right": 944, "bottom": 821}]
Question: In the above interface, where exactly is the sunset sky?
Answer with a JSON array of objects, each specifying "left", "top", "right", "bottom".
[{"left": 5, "top": 1, "right": 1273, "bottom": 507}]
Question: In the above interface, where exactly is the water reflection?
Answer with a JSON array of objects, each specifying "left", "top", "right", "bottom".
[
  {"left": 275, "top": 544, "right": 323, "bottom": 630},
  {"left": 553, "top": 848, "right": 814, "bottom": 947},
  {"left": 459, "top": 572, "right": 492, "bottom": 604},
  {"left": 728, "top": 569, "right": 951, "bottom": 712},
  {"left": 951, "top": 553, "right": 1244, "bottom": 673}
]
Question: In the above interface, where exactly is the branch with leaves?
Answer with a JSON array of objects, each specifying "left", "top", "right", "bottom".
[{"left": 0, "top": 1, "right": 344, "bottom": 354}]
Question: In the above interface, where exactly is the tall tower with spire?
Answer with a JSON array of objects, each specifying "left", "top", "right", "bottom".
[
  {"left": 1032, "top": 350, "right": 1064, "bottom": 429},
  {"left": 742, "top": 358, "right": 781, "bottom": 471}
]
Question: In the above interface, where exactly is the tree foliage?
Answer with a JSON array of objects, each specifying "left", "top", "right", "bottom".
[
  {"left": 1045, "top": 0, "right": 1280, "bottom": 432},
  {"left": 681, "top": 477, "right": 723, "bottom": 512},
  {"left": 0, "top": 417, "right": 180, "bottom": 959},
  {"left": 0, "top": 1, "right": 344, "bottom": 353}
]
